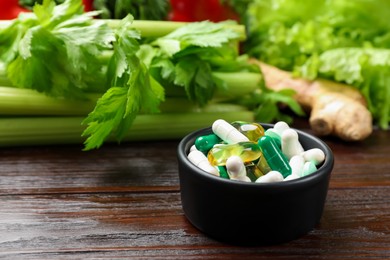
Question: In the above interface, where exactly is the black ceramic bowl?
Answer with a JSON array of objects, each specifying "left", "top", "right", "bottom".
[{"left": 177, "top": 123, "right": 334, "bottom": 245}]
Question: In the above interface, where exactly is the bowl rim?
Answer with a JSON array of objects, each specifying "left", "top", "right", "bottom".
[{"left": 177, "top": 123, "right": 334, "bottom": 191}]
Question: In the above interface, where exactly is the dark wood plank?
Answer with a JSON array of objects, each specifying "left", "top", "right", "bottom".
[
  {"left": 0, "top": 188, "right": 388, "bottom": 259},
  {"left": 324, "top": 129, "right": 390, "bottom": 188},
  {"left": 0, "top": 141, "right": 181, "bottom": 195}
]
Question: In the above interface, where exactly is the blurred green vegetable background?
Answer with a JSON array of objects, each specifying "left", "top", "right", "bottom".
[
  {"left": 4, "top": 0, "right": 390, "bottom": 131},
  {"left": 241, "top": 0, "right": 390, "bottom": 129}
]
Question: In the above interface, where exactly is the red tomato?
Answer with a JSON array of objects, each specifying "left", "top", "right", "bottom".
[
  {"left": 0, "top": 0, "right": 31, "bottom": 20},
  {"left": 0, "top": 0, "right": 93, "bottom": 20},
  {"left": 169, "top": 0, "right": 239, "bottom": 22},
  {"left": 82, "top": 0, "right": 94, "bottom": 12}
]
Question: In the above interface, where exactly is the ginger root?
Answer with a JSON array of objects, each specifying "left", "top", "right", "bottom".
[{"left": 254, "top": 61, "right": 372, "bottom": 141}]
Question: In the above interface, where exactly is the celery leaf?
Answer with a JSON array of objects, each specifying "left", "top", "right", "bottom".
[
  {"left": 82, "top": 16, "right": 164, "bottom": 150},
  {"left": 5, "top": 0, "right": 114, "bottom": 98},
  {"left": 144, "top": 21, "right": 243, "bottom": 106}
]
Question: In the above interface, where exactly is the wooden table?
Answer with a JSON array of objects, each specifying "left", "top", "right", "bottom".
[{"left": 0, "top": 120, "right": 389, "bottom": 259}]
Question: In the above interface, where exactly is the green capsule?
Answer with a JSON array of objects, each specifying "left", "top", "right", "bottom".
[
  {"left": 195, "top": 134, "right": 221, "bottom": 154},
  {"left": 264, "top": 129, "right": 281, "bottom": 148},
  {"left": 207, "top": 141, "right": 262, "bottom": 166},
  {"left": 258, "top": 136, "right": 292, "bottom": 178},
  {"left": 217, "top": 166, "right": 230, "bottom": 179}
]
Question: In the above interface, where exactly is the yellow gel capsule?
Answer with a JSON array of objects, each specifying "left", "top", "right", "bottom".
[
  {"left": 256, "top": 154, "right": 272, "bottom": 175},
  {"left": 245, "top": 162, "right": 264, "bottom": 181},
  {"left": 207, "top": 141, "right": 262, "bottom": 166},
  {"left": 231, "top": 121, "right": 265, "bottom": 142}
]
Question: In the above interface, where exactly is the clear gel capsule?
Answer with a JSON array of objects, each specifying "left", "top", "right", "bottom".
[
  {"left": 231, "top": 121, "right": 265, "bottom": 142},
  {"left": 245, "top": 162, "right": 264, "bottom": 181},
  {"left": 212, "top": 119, "right": 249, "bottom": 144},
  {"left": 207, "top": 141, "right": 262, "bottom": 166},
  {"left": 195, "top": 134, "right": 221, "bottom": 154},
  {"left": 256, "top": 154, "right": 271, "bottom": 175},
  {"left": 258, "top": 136, "right": 292, "bottom": 178}
]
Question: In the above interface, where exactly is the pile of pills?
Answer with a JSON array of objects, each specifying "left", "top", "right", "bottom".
[{"left": 187, "top": 119, "right": 326, "bottom": 183}]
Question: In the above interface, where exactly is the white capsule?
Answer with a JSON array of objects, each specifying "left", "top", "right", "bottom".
[
  {"left": 188, "top": 150, "right": 219, "bottom": 176},
  {"left": 226, "top": 156, "right": 251, "bottom": 182},
  {"left": 189, "top": 144, "right": 198, "bottom": 152},
  {"left": 273, "top": 121, "right": 290, "bottom": 136},
  {"left": 301, "top": 148, "right": 325, "bottom": 166},
  {"left": 284, "top": 173, "right": 300, "bottom": 181},
  {"left": 212, "top": 119, "right": 249, "bottom": 144},
  {"left": 281, "top": 129, "right": 304, "bottom": 159},
  {"left": 289, "top": 154, "right": 305, "bottom": 177},
  {"left": 255, "top": 171, "right": 284, "bottom": 183}
]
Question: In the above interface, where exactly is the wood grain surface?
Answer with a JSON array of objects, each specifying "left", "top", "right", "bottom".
[{"left": 0, "top": 120, "right": 389, "bottom": 259}]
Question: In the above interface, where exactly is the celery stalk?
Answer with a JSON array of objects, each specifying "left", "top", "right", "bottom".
[
  {"left": 104, "top": 19, "right": 246, "bottom": 40},
  {"left": 0, "top": 87, "right": 99, "bottom": 115},
  {"left": 0, "top": 111, "right": 254, "bottom": 147},
  {"left": 0, "top": 68, "right": 262, "bottom": 116},
  {"left": 0, "top": 19, "right": 246, "bottom": 40},
  {"left": 0, "top": 85, "right": 253, "bottom": 116},
  {"left": 213, "top": 72, "right": 262, "bottom": 100},
  {"left": 159, "top": 99, "right": 251, "bottom": 113}
]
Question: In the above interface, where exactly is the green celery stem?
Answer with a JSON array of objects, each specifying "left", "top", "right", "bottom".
[
  {"left": 213, "top": 72, "right": 262, "bottom": 100},
  {"left": 0, "top": 69, "right": 262, "bottom": 116},
  {"left": 0, "top": 20, "right": 246, "bottom": 40},
  {"left": 0, "top": 86, "right": 251, "bottom": 116},
  {"left": 104, "top": 20, "right": 246, "bottom": 40},
  {"left": 0, "top": 87, "right": 99, "bottom": 115},
  {"left": 0, "top": 112, "right": 254, "bottom": 147}
]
